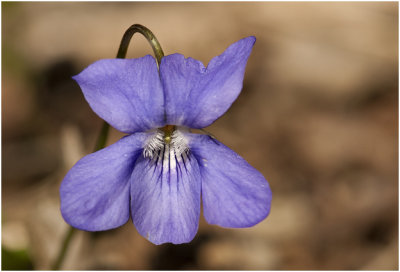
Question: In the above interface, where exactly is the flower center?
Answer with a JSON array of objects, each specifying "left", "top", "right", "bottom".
[{"left": 143, "top": 125, "right": 189, "bottom": 164}]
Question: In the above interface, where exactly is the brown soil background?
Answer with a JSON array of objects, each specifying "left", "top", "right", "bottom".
[{"left": 2, "top": 2, "right": 398, "bottom": 270}]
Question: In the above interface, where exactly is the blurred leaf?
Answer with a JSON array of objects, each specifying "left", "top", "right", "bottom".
[{"left": 2, "top": 246, "right": 33, "bottom": 270}]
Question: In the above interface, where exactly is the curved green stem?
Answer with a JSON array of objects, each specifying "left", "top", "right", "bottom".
[
  {"left": 52, "top": 24, "right": 164, "bottom": 270},
  {"left": 117, "top": 24, "right": 164, "bottom": 66}
]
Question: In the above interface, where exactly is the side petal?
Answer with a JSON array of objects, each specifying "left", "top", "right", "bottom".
[
  {"left": 73, "top": 56, "right": 165, "bottom": 133},
  {"left": 189, "top": 134, "right": 271, "bottom": 228},
  {"left": 160, "top": 36, "right": 256, "bottom": 128},
  {"left": 60, "top": 133, "right": 147, "bottom": 231},
  {"left": 131, "top": 146, "right": 201, "bottom": 245}
]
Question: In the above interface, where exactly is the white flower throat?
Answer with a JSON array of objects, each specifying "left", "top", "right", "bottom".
[{"left": 143, "top": 126, "right": 190, "bottom": 167}]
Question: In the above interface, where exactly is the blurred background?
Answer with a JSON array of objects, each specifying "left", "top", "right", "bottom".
[{"left": 2, "top": 2, "right": 398, "bottom": 270}]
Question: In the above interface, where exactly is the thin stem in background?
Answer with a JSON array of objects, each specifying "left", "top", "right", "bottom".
[{"left": 51, "top": 227, "right": 76, "bottom": 270}]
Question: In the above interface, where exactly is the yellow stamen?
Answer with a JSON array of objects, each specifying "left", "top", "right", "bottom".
[{"left": 161, "top": 125, "right": 175, "bottom": 144}]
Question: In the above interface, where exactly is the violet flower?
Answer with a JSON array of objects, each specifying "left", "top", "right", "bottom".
[{"left": 60, "top": 36, "right": 272, "bottom": 245}]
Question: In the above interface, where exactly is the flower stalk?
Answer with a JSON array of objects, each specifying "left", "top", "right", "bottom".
[
  {"left": 51, "top": 227, "right": 76, "bottom": 270},
  {"left": 117, "top": 24, "right": 164, "bottom": 66},
  {"left": 52, "top": 24, "right": 164, "bottom": 270}
]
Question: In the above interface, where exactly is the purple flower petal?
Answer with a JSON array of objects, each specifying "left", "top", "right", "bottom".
[
  {"left": 131, "top": 147, "right": 201, "bottom": 245},
  {"left": 160, "top": 36, "right": 256, "bottom": 128},
  {"left": 189, "top": 134, "right": 271, "bottom": 228},
  {"left": 73, "top": 56, "right": 165, "bottom": 133},
  {"left": 60, "top": 133, "right": 147, "bottom": 231}
]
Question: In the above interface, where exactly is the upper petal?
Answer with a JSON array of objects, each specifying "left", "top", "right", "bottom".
[
  {"left": 73, "top": 56, "right": 165, "bottom": 133},
  {"left": 189, "top": 134, "right": 271, "bottom": 228},
  {"left": 131, "top": 143, "right": 201, "bottom": 245},
  {"left": 60, "top": 133, "right": 147, "bottom": 231},
  {"left": 160, "top": 36, "right": 256, "bottom": 128}
]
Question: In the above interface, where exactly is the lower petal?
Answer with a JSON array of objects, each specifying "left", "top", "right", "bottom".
[
  {"left": 189, "top": 134, "right": 272, "bottom": 228},
  {"left": 60, "top": 133, "right": 147, "bottom": 231},
  {"left": 131, "top": 145, "right": 201, "bottom": 245}
]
